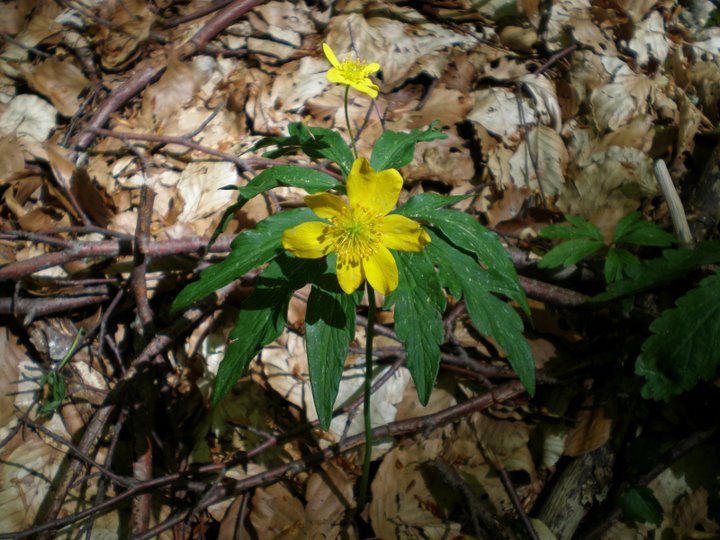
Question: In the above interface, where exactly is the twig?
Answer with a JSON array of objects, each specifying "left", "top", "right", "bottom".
[
  {"left": 518, "top": 275, "right": 588, "bottom": 306},
  {"left": 161, "top": 0, "right": 236, "bottom": 28},
  {"left": 654, "top": 159, "right": 693, "bottom": 245},
  {"left": 35, "top": 404, "right": 115, "bottom": 540},
  {"left": 486, "top": 446, "right": 540, "bottom": 540},
  {"left": 0, "top": 295, "right": 109, "bottom": 319},
  {"left": 534, "top": 44, "right": 578, "bottom": 76},
  {"left": 0, "top": 235, "right": 234, "bottom": 281}
]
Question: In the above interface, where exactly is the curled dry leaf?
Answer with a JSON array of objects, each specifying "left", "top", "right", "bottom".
[
  {"left": 469, "top": 88, "right": 537, "bottom": 140},
  {"left": 0, "top": 94, "right": 57, "bottom": 143}
]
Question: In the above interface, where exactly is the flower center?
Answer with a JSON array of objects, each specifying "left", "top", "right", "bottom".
[
  {"left": 331, "top": 205, "right": 381, "bottom": 260},
  {"left": 339, "top": 59, "right": 369, "bottom": 83}
]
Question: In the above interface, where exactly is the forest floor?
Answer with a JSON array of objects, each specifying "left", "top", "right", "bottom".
[{"left": 1, "top": 0, "right": 720, "bottom": 538}]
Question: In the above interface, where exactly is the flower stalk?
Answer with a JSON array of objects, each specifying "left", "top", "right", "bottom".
[{"left": 358, "top": 282, "right": 376, "bottom": 510}]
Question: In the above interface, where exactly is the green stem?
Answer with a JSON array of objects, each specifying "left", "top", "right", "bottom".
[
  {"left": 358, "top": 282, "right": 376, "bottom": 510},
  {"left": 344, "top": 85, "right": 358, "bottom": 158}
]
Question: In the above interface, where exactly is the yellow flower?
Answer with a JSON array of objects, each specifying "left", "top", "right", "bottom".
[
  {"left": 323, "top": 43, "right": 380, "bottom": 98},
  {"left": 282, "top": 157, "right": 431, "bottom": 295}
]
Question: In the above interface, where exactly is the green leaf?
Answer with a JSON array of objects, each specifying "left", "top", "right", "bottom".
[
  {"left": 254, "top": 122, "right": 354, "bottom": 176},
  {"left": 604, "top": 248, "right": 641, "bottom": 284},
  {"left": 206, "top": 167, "right": 341, "bottom": 249},
  {"left": 427, "top": 232, "right": 535, "bottom": 396},
  {"left": 619, "top": 487, "right": 663, "bottom": 525},
  {"left": 539, "top": 215, "right": 603, "bottom": 241},
  {"left": 238, "top": 165, "right": 342, "bottom": 202},
  {"left": 538, "top": 239, "right": 605, "bottom": 269},
  {"left": 595, "top": 241, "right": 720, "bottom": 300},
  {"left": 171, "top": 208, "right": 314, "bottom": 314},
  {"left": 613, "top": 212, "right": 676, "bottom": 247},
  {"left": 401, "top": 207, "right": 528, "bottom": 315},
  {"left": 212, "top": 255, "right": 324, "bottom": 406},
  {"left": 389, "top": 251, "right": 445, "bottom": 404},
  {"left": 635, "top": 271, "right": 720, "bottom": 400},
  {"left": 393, "top": 193, "right": 469, "bottom": 217},
  {"left": 305, "top": 269, "right": 357, "bottom": 430},
  {"left": 370, "top": 121, "right": 447, "bottom": 171}
]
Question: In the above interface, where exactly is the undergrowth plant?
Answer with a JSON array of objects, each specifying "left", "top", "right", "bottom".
[
  {"left": 538, "top": 214, "right": 720, "bottom": 401},
  {"left": 171, "top": 43, "right": 535, "bottom": 505}
]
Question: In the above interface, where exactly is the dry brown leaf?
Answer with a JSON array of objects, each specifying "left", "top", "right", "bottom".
[
  {"left": 0, "top": 329, "right": 23, "bottom": 428},
  {"left": 140, "top": 56, "right": 210, "bottom": 130},
  {"left": 469, "top": 88, "right": 537, "bottom": 140},
  {"left": 370, "top": 438, "right": 463, "bottom": 538},
  {"left": 544, "top": 0, "right": 617, "bottom": 55},
  {"left": 250, "top": 482, "right": 306, "bottom": 539},
  {"left": 558, "top": 146, "right": 657, "bottom": 228},
  {"left": 499, "top": 25, "right": 538, "bottom": 53},
  {"left": 509, "top": 125, "right": 568, "bottom": 196},
  {"left": 306, "top": 462, "right": 355, "bottom": 538},
  {"left": 0, "top": 135, "right": 25, "bottom": 180},
  {"left": 0, "top": 94, "right": 57, "bottom": 143},
  {"left": 628, "top": 11, "right": 671, "bottom": 66},
  {"left": 98, "top": 0, "right": 153, "bottom": 71},
  {"left": 175, "top": 161, "right": 238, "bottom": 226},
  {"left": 23, "top": 57, "right": 90, "bottom": 117},
  {"left": 563, "top": 397, "right": 613, "bottom": 457},
  {"left": 471, "top": 412, "right": 536, "bottom": 480},
  {"left": 590, "top": 65, "right": 653, "bottom": 131},
  {"left": 0, "top": 418, "right": 69, "bottom": 531}
]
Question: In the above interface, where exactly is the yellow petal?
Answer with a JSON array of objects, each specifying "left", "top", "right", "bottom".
[
  {"left": 282, "top": 222, "right": 334, "bottom": 258},
  {"left": 351, "top": 80, "right": 379, "bottom": 98},
  {"left": 327, "top": 67, "right": 347, "bottom": 86},
  {"left": 363, "top": 245, "right": 398, "bottom": 295},
  {"left": 380, "top": 215, "right": 431, "bottom": 252},
  {"left": 322, "top": 42, "right": 340, "bottom": 68},
  {"left": 346, "top": 157, "right": 402, "bottom": 216},
  {"left": 364, "top": 63, "right": 380, "bottom": 74},
  {"left": 336, "top": 254, "right": 364, "bottom": 294},
  {"left": 305, "top": 192, "right": 347, "bottom": 219}
]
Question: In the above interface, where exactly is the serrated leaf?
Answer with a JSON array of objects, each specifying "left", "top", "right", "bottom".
[
  {"left": 403, "top": 208, "right": 528, "bottom": 315},
  {"left": 595, "top": 241, "right": 720, "bottom": 300},
  {"left": 427, "top": 232, "right": 535, "bottom": 396},
  {"left": 613, "top": 212, "right": 675, "bottom": 247},
  {"left": 212, "top": 255, "right": 324, "bottom": 406},
  {"left": 635, "top": 271, "right": 720, "bottom": 400},
  {"left": 538, "top": 239, "right": 605, "bottom": 269},
  {"left": 393, "top": 193, "right": 468, "bottom": 217},
  {"left": 619, "top": 487, "right": 663, "bottom": 525},
  {"left": 171, "top": 209, "right": 314, "bottom": 314},
  {"left": 255, "top": 122, "right": 354, "bottom": 176},
  {"left": 370, "top": 121, "right": 447, "bottom": 171},
  {"left": 539, "top": 215, "right": 603, "bottom": 241},
  {"left": 389, "top": 251, "right": 445, "bottom": 404},
  {"left": 305, "top": 270, "right": 357, "bottom": 430},
  {"left": 604, "top": 248, "right": 641, "bottom": 284},
  {"left": 238, "top": 166, "right": 342, "bottom": 201}
]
